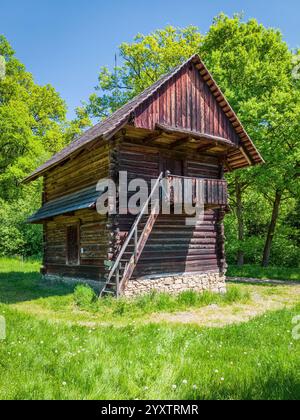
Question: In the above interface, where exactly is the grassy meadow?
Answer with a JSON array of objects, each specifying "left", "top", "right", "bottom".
[{"left": 0, "top": 258, "right": 299, "bottom": 400}]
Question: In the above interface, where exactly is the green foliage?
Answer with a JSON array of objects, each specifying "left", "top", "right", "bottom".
[
  {"left": 73, "top": 285, "right": 97, "bottom": 309},
  {"left": 0, "top": 36, "right": 91, "bottom": 257},
  {"left": 0, "top": 196, "right": 42, "bottom": 257},
  {"left": 223, "top": 285, "right": 250, "bottom": 303},
  {"left": 83, "top": 26, "right": 202, "bottom": 119}
]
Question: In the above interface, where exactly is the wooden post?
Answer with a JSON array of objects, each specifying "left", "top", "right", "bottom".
[{"left": 134, "top": 227, "right": 138, "bottom": 263}]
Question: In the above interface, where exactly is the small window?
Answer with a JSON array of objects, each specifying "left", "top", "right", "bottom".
[{"left": 66, "top": 224, "right": 80, "bottom": 266}]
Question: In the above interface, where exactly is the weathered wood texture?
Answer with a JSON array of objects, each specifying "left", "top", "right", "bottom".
[
  {"left": 44, "top": 143, "right": 109, "bottom": 202},
  {"left": 115, "top": 143, "right": 225, "bottom": 278},
  {"left": 44, "top": 210, "right": 108, "bottom": 280},
  {"left": 43, "top": 142, "right": 110, "bottom": 280},
  {"left": 134, "top": 65, "right": 241, "bottom": 147}
]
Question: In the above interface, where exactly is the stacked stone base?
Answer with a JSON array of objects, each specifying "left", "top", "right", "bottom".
[
  {"left": 124, "top": 272, "right": 226, "bottom": 298},
  {"left": 44, "top": 272, "right": 226, "bottom": 299}
]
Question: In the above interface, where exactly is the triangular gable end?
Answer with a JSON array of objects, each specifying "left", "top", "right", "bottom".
[
  {"left": 134, "top": 61, "right": 241, "bottom": 149},
  {"left": 23, "top": 54, "right": 264, "bottom": 183}
]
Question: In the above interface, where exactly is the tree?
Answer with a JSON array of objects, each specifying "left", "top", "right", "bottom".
[
  {"left": 0, "top": 35, "right": 67, "bottom": 192},
  {"left": 253, "top": 88, "right": 300, "bottom": 266},
  {"left": 0, "top": 36, "right": 68, "bottom": 256},
  {"left": 82, "top": 26, "right": 202, "bottom": 120},
  {"left": 200, "top": 14, "right": 293, "bottom": 266}
]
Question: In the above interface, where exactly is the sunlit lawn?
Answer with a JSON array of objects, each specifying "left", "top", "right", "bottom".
[
  {"left": 0, "top": 258, "right": 299, "bottom": 400},
  {"left": 227, "top": 264, "right": 300, "bottom": 282}
]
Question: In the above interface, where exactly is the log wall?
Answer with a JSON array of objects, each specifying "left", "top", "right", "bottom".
[
  {"left": 43, "top": 142, "right": 110, "bottom": 281},
  {"left": 44, "top": 142, "right": 109, "bottom": 202},
  {"left": 116, "top": 142, "right": 225, "bottom": 278}
]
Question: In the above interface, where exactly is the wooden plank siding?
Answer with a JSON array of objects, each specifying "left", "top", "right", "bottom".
[{"left": 134, "top": 65, "right": 241, "bottom": 147}]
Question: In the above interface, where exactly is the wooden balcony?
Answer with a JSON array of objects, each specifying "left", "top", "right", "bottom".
[{"left": 165, "top": 175, "right": 228, "bottom": 208}]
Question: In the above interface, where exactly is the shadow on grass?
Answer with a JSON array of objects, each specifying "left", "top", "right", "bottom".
[{"left": 0, "top": 272, "right": 75, "bottom": 304}]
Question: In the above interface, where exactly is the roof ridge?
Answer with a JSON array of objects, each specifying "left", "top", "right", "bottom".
[{"left": 23, "top": 53, "right": 263, "bottom": 183}]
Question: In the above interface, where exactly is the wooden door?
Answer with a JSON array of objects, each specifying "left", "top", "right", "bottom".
[
  {"left": 161, "top": 157, "right": 184, "bottom": 176},
  {"left": 66, "top": 224, "right": 80, "bottom": 266}
]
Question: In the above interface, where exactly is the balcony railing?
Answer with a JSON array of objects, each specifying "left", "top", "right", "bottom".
[{"left": 166, "top": 175, "right": 228, "bottom": 207}]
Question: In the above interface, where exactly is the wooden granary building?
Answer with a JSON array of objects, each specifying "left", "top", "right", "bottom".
[{"left": 25, "top": 55, "right": 263, "bottom": 297}]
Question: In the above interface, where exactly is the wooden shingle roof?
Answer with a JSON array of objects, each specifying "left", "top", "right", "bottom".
[
  {"left": 27, "top": 185, "right": 101, "bottom": 223},
  {"left": 24, "top": 54, "right": 263, "bottom": 183}
]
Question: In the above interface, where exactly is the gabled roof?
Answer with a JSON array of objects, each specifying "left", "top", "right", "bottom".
[{"left": 24, "top": 54, "right": 264, "bottom": 183}]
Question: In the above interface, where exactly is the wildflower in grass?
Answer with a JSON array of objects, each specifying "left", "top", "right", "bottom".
[
  {"left": 144, "top": 386, "right": 149, "bottom": 391},
  {"left": 172, "top": 385, "right": 177, "bottom": 390},
  {"left": 193, "top": 385, "right": 198, "bottom": 390},
  {"left": 182, "top": 379, "right": 188, "bottom": 385},
  {"left": 62, "top": 382, "right": 67, "bottom": 386},
  {"left": 220, "top": 378, "right": 225, "bottom": 382},
  {"left": 214, "top": 369, "right": 219, "bottom": 373}
]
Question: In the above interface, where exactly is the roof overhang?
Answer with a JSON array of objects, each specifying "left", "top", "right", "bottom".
[{"left": 27, "top": 185, "right": 102, "bottom": 223}]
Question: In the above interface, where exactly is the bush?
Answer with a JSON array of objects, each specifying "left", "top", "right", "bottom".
[
  {"left": 224, "top": 286, "right": 250, "bottom": 303},
  {"left": 177, "top": 290, "right": 199, "bottom": 306},
  {"left": 73, "top": 285, "right": 97, "bottom": 309},
  {"left": 0, "top": 196, "right": 42, "bottom": 258}
]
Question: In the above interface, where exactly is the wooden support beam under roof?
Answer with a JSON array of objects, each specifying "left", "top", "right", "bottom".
[
  {"left": 197, "top": 142, "right": 219, "bottom": 153},
  {"left": 169, "top": 136, "right": 191, "bottom": 150},
  {"left": 143, "top": 130, "right": 163, "bottom": 144},
  {"left": 239, "top": 146, "right": 254, "bottom": 166},
  {"left": 156, "top": 123, "right": 238, "bottom": 150}
]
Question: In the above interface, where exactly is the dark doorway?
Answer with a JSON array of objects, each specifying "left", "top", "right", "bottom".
[{"left": 161, "top": 157, "right": 184, "bottom": 176}]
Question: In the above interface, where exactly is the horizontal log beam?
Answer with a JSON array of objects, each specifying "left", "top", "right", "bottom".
[{"left": 156, "top": 123, "right": 237, "bottom": 149}]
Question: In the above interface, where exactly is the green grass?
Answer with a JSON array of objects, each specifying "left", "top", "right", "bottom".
[
  {"left": 0, "top": 258, "right": 300, "bottom": 400},
  {"left": 0, "top": 258, "right": 250, "bottom": 323},
  {"left": 227, "top": 264, "right": 300, "bottom": 282},
  {"left": 0, "top": 303, "right": 299, "bottom": 400},
  {"left": 71, "top": 285, "right": 250, "bottom": 320}
]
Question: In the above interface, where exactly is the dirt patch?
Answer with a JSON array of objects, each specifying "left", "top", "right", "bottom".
[
  {"left": 149, "top": 285, "right": 300, "bottom": 327},
  {"left": 11, "top": 283, "right": 300, "bottom": 329},
  {"left": 227, "top": 277, "right": 300, "bottom": 285}
]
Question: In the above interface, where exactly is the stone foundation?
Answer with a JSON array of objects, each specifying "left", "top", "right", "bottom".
[
  {"left": 124, "top": 272, "right": 226, "bottom": 298},
  {"left": 44, "top": 272, "right": 226, "bottom": 299}
]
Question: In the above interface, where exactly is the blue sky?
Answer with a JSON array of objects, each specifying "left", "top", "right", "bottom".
[{"left": 1, "top": 0, "right": 300, "bottom": 119}]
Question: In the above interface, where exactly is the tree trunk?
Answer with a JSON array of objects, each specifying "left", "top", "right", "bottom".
[
  {"left": 235, "top": 179, "right": 244, "bottom": 266},
  {"left": 262, "top": 190, "right": 282, "bottom": 267}
]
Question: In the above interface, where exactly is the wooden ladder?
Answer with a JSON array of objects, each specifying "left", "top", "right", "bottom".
[{"left": 100, "top": 173, "right": 164, "bottom": 298}]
